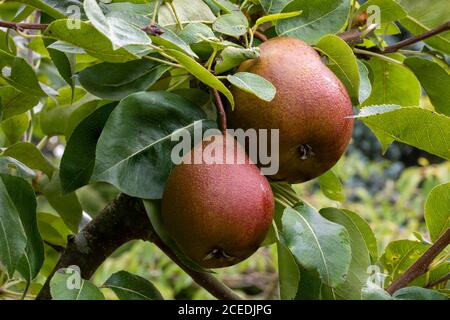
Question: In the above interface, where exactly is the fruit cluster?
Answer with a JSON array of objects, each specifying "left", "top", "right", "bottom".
[{"left": 162, "top": 37, "right": 354, "bottom": 268}]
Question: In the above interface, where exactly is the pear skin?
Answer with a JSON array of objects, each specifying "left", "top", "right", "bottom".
[
  {"left": 162, "top": 135, "right": 274, "bottom": 268},
  {"left": 229, "top": 37, "right": 354, "bottom": 183}
]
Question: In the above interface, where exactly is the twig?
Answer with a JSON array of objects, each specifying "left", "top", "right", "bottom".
[
  {"left": 425, "top": 272, "right": 450, "bottom": 289},
  {"left": 36, "top": 194, "right": 240, "bottom": 300},
  {"left": 0, "top": 21, "right": 48, "bottom": 30},
  {"left": 0, "top": 20, "right": 164, "bottom": 36},
  {"left": 386, "top": 228, "right": 450, "bottom": 294},
  {"left": 338, "top": 29, "right": 363, "bottom": 45},
  {"left": 380, "top": 21, "right": 450, "bottom": 54},
  {"left": 353, "top": 48, "right": 403, "bottom": 65},
  {"left": 213, "top": 89, "right": 227, "bottom": 134}
]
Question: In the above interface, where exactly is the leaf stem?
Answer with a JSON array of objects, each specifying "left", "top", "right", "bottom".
[
  {"left": 143, "top": 55, "right": 183, "bottom": 68},
  {"left": 168, "top": 1, "right": 183, "bottom": 31},
  {"left": 152, "top": 0, "right": 161, "bottom": 24},
  {"left": 353, "top": 48, "right": 404, "bottom": 65},
  {"left": 36, "top": 136, "right": 49, "bottom": 151}
]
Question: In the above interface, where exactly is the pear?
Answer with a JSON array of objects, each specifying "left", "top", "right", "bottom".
[
  {"left": 161, "top": 134, "right": 274, "bottom": 268},
  {"left": 229, "top": 36, "right": 354, "bottom": 183}
]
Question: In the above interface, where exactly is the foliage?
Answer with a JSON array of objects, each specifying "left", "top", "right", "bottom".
[{"left": 0, "top": 0, "right": 448, "bottom": 301}]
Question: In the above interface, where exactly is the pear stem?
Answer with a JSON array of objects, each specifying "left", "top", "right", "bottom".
[{"left": 213, "top": 89, "right": 228, "bottom": 135}]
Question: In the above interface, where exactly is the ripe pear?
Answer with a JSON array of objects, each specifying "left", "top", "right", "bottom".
[
  {"left": 229, "top": 37, "right": 354, "bottom": 183},
  {"left": 161, "top": 134, "right": 274, "bottom": 268}
]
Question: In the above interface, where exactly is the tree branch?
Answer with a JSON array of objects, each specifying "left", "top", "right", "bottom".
[
  {"left": 36, "top": 194, "right": 240, "bottom": 300},
  {"left": 0, "top": 20, "right": 164, "bottom": 36},
  {"left": 386, "top": 228, "right": 450, "bottom": 295},
  {"left": 380, "top": 21, "right": 450, "bottom": 54},
  {"left": 213, "top": 89, "right": 227, "bottom": 135},
  {"left": 0, "top": 21, "right": 48, "bottom": 30}
]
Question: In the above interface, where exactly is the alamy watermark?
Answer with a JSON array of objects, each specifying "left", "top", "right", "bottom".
[{"left": 170, "top": 121, "right": 280, "bottom": 176}]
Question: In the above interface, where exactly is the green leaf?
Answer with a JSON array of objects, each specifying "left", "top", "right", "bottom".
[
  {"left": 91, "top": 92, "right": 211, "bottom": 199},
  {"left": 0, "top": 30, "right": 16, "bottom": 55},
  {"left": 425, "top": 183, "right": 450, "bottom": 242},
  {"left": 12, "top": 0, "right": 70, "bottom": 19},
  {"left": 0, "top": 49, "right": 47, "bottom": 97},
  {"left": 165, "top": 49, "right": 234, "bottom": 108},
  {"left": 281, "top": 203, "right": 351, "bottom": 288},
  {"left": 2, "top": 142, "right": 55, "bottom": 177},
  {"left": 316, "top": 34, "right": 360, "bottom": 103},
  {"left": 318, "top": 170, "right": 345, "bottom": 202},
  {"left": 320, "top": 208, "right": 374, "bottom": 299},
  {"left": 44, "top": 38, "right": 75, "bottom": 93},
  {"left": 39, "top": 87, "right": 99, "bottom": 137},
  {"left": 215, "top": 47, "right": 259, "bottom": 74},
  {"left": 0, "top": 174, "right": 28, "bottom": 276},
  {"left": 397, "top": 0, "right": 450, "bottom": 55},
  {"left": 79, "top": 59, "right": 170, "bottom": 101},
  {"left": 158, "top": 0, "right": 216, "bottom": 27},
  {"left": 37, "top": 212, "right": 71, "bottom": 248},
  {"left": 60, "top": 103, "right": 116, "bottom": 193},
  {"left": 178, "top": 23, "right": 216, "bottom": 45},
  {"left": 84, "top": 0, "right": 151, "bottom": 50},
  {"left": 357, "top": 60, "right": 372, "bottom": 105},
  {"left": 213, "top": 13, "right": 249, "bottom": 38},
  {"left": 44, "top": 20, "right": 138, "bottom": 63},
  {"left": 151, "top": 28, "right": 198, "bottom": 58},
  {"left": 277, "top": 240, "right": 300, "bottom": 300},
  {"left": 295, "top": 266, "right": 322, "bottom": 300},
  {"left": 276, "top": 0, "right": 351, "bottom": 44},
  {"left": 254, "top": 11, "right": 302, "bottom": 28},
  {"left": 227, "top": 72, "right": 276, "bottom": 102},
  {"left": 362, "top": 283, "right": 392, "bottom": 300},
  {"left": 404, "top": 57, "right": 450, "bottom": 117},
  {"left": 393, "top": 287, "right": 449, "bottom": 300},
  {"left": 363, "top": 56, "right": 421, "bottom": 107},
  {"left": 381, "top": 240, "right": 430, "bottom": 282},
  {"left": 0, "top": 113, "right": 30, "bottom": 146},
  {"left": 259, "top": 0, "right": 291, "bottom": 14},
  {"left": 0, "top": 86, "right": 39, "bottom": 120},
  {"left": 103, "top": 271, "right": 163, "bottom": 300},
  {"left": 8, "top": 175, "right": 44, "bottom": 282},
  {"left": 0, "top": 157, "right": 35, "bottom": 181},
  {"left": 42, "top": 172, "right": 82, "bottom": 233},
  {"left": 207, "top": 0, "right": 240, "bottom": 14},
  {"left": 356, "top": 105, "right": 450, "bottom": 160},
  {"left": 143, "top": 200, "right": 210, "bottom": 273},
  {"left": 358, "top": 0, "right": 407, "bottom": 24},
  {"left": 50, "top": 268, "right": 105, "bottom": 300}
]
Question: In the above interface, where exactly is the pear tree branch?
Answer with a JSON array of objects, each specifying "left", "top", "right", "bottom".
[
  {"left": 0, "top": 20, "right": 164, "bottom": 35},
  {"left": 36, "top": 194, "right": 240, "bottom": 300},
  {"left": 380, "top": 21, "right": 450, "bottom": 54},
  {"left": 386, "top": 228, "right": 450, "bottom": 295}
]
